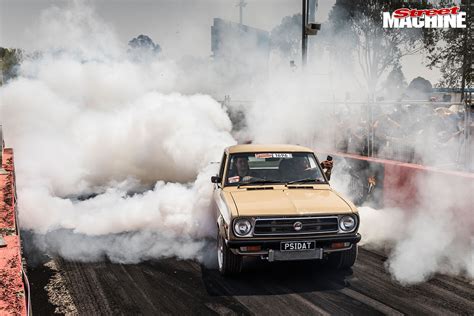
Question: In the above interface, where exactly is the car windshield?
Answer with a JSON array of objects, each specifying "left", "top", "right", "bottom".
[{"left": 225, "top": 152, "right": 326, "bottom": 186}]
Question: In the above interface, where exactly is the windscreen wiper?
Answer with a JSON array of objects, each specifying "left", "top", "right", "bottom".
[{"left": 286, "top": 178, "right": 325, "bottom": 185}]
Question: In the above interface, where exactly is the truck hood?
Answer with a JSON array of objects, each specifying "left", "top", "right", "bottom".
[{"left": 230, "top": 187, "right": 353, "bottom": 216}]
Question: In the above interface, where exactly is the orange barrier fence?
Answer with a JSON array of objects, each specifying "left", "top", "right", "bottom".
[{"left": 0, "top": 148, "right": 28, "bottom": 316}]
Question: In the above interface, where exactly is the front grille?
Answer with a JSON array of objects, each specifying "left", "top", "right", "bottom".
[{"left": 253, "top": 216, "right": 339, "bottom": 236}]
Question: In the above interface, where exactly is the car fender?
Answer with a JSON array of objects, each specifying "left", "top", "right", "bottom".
[{"left": 213, "top": 189, "right": 233, "bottom": 238}]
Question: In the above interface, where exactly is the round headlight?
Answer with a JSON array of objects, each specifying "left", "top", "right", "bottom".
[
  {"left": 339, "top": 215, "right": 356, "bottom": 231},
  {"left": 234, "top": 219, "right": 252, "bottom": 237}
]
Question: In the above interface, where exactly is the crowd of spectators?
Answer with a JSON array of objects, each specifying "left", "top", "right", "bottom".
[{"left": 334, "top": 102, "right": 472, "bottom": 169}]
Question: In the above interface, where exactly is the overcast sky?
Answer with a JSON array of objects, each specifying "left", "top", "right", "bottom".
[{"left": 0, "top": 0, "right": 440, "bottom": 83}]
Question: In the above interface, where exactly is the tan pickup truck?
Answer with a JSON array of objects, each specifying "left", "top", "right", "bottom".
[{"left": 211, "top": 144, "right": 360, "bottom": 275}]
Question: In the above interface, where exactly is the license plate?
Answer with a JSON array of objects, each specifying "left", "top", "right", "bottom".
[{"left": 280, "top": 241, "right": 315, "bottom": 251}]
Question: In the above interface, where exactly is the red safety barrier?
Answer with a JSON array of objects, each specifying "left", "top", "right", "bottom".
[
  {"left": 330, "top": 152, "right": 474, "bottom": 211},
  {"left": 0, "top": 148, "right": 27, "bottom": 316}
]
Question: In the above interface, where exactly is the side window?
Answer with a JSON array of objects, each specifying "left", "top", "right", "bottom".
[{"left": 218, "top": 153, "right": 227, "bottom": 178}]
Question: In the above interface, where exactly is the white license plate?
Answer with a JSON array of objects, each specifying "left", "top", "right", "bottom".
[{"left": 280, "top": 240, "right": 315, "bottom": 251}]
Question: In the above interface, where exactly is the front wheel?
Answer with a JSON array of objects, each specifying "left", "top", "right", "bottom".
[
  {"left": 326, "top": 244, "right": 358, "bottom": 270},
  {"left": 217, "top": 233, "right": 242, "bottom": 276}
]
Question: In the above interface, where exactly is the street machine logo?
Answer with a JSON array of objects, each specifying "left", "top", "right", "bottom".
[{"left": 383, "top": 6, "right": 467, "bottom": 28}]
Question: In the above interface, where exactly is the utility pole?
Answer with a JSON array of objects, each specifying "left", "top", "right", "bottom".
[
  {"left": 301, "top": 0, "right": 321, "bottom": 68},
  {"left": 236, "top": 0, "right": 247, "bottom": 25},
  {"left": 302, "top": 0, "right": 308, "bottom": 67}
]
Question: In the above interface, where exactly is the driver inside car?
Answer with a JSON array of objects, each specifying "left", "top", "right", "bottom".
[{"left": 229, "top": 156, "right": 257, "bottom": 182}]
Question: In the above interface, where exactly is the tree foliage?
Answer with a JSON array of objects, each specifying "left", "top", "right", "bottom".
[
  {"left": 270, "top": 14, "right": 302, "bottom": 60},
  {"left": 324, "top": 0, "right": 432, "bottom": 96},
  {"left": 0, "top": 47, "right": 23, "bottom": 84},
  {"left": 424, "top": 0, "right": 472, "bottom": 96},
  {"left": 405, "top": 76, "right": 433, "bottom": 100},
  {"left": 382, "top": 64, "right": 407, "bottom": 99},
  {"left": 128, "top": 35, "right": 161, "bottom": 61}
]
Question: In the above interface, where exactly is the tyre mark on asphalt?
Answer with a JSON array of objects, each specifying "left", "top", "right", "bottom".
[
  {"left": 203, "top": 267, "right": 330, "bottom": 315},
  {"left": 134, "top": 262, "right": 216, "bottom": 315},
  {"left": 273, "top": 274, "right": 386, "bottom": 315},
  {"left": 355, "top": 249, "right": 474, "bottom": 315},
  {"left": 346, "top": 249, "right": 471, "bottom": 315},
  {"left": 47, "top": 248, "right": 474, "bottom": 316},
  {"left": 97, "top": 266, "right": 138, "bottom": 315},
  {"left": 206, "top": 258, "right": 382, "bottom": 316},
  {"left": 119, "top": 264, "right": 160, "bottom": 313},
  {"left": 251, "top": 274, "right": 377, "bottom": 316},
  {"left": 428, "top": 276, "right": 474, "bottom": 302},
  {"left": 349, "top": 266, "right": 449, "bottom": 315},
  {"left": 245, "top": 259, "right": 385, "bottom": 315},
  {"left": 336, "top": 287, "right": 403, "bottom": 316},
  {"left": 208, "top": 277, "right": 299, "bottom": 315},
  {"left": 253, "top": 282, "right": 332, "bottom": 316},
  {"left": 146, "top": 259, "right": 251, "bottom": 315},
  {"left": 285, "top": 293, "right": 331, "bottom": 316},
  {"left": 58, "top": 260, "right": 112, "bottom": 315}
]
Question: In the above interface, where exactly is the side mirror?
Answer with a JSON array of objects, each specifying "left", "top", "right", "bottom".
[{"left": 211, "top": 175, "right": 222, "bottom": 184}]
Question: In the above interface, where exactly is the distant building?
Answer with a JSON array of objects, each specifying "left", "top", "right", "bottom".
[
  {"left": 211, "top": 18, "right": 270, "bottom": 59},
  {"left": 210, "top": 18, "right": 270, "bottom": 83}
]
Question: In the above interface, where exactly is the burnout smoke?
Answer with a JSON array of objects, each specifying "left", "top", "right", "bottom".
[
  {"left": 358, "top": 203, "right": 473, "bottom": 284},
  {"left": 0, "top": 3, "right": 235, "bottom": 263},
  {"left": 0, "top": 1, "right": 472, "bottom": 286},
  {"left": 331, "top": 158, "right": 473, "bottom": 284}
]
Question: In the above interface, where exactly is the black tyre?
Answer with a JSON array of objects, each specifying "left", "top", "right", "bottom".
[
  {"left": 327, "top": 244, "right": 358, "bottom": 270},
  {"left": 217, "top": 233, "right": 242, "bottom": 275}
]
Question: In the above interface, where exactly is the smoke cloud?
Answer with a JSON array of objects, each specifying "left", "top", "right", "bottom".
[
  {"left": 25, "top": 166, "right": 220, "bottom": 264},
  {"left": 0, "top": 1, "right": 472, "bottom": 286},
  {"left": 359, "top": 204, "right": 473, "bottom": 284},
  {"left": 329, "top": 155, "right": 473, "bottom": 284},
  {"left": 1, "top": 2, "right": 235, "bottom": 263}
]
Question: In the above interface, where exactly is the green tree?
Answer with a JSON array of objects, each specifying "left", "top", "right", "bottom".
[
  {"left": 270, "top": 14, "right": 302, "bottom": 60},
  {"left": 424, "top": 0, "right": 472, "bottom": 100},
  {"left": 324, "top": 0, "right": 432, "bottom": 97},
  {"left": 127, "top": 35, "right": 161, "bottom": 62},
  {"left": 405, "top": 76, "right": 433, "bottom": 100},
  {"left": 382, "top": 65, "right": 407, "bottom": 99},
  {"left": 0, "top": 48, "right": 23, "bottom": 84}
]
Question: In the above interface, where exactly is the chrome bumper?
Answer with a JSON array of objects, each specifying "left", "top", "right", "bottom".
[{"left": 233, "top": 245, "right": 353, "bottom": 261}]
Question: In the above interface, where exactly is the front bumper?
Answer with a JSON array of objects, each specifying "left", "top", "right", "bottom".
[
  {"left": 226, "top": 233, "right": 361, "bottom": 261},
  {"left": 227, "top": 233, "right": 361, "bottom": 248}
]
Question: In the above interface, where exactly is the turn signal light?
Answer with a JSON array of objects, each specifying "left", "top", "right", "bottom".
[
  {"left": 240, "top": 246, "right": 261, "bottom": 252},
  {"left": 331, "top": 242, "right": 350, "bottom": 249}
]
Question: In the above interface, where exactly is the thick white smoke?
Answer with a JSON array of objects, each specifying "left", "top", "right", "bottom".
[
  {"left": 0, "top": 2, "right": 235, "bottom": 263},
  {"left": 329, "top": 156, "right": 473, "bottom": 284},
  {"left": 0, "top": 2, "right": 472, "bottom": 285},
  {"left": 26, "top": 166, "right": 220, "bottom": 264},
  {"left": 359, "top": 204, "right": 473, "bottom": 284}
]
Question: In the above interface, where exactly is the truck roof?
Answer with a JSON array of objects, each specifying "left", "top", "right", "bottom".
[{"left": 226, "top": 144, "right": 314, "bottom": 154}]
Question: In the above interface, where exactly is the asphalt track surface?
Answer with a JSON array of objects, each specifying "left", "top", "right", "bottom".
[{"left": 28, "top": 247, "right": 474, "bottom": 315}]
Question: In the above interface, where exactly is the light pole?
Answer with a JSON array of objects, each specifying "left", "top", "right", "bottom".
[
  {"left": 301, "top": 0, "right": 321, "bottom": 68},
  {"left": 302, "top": 0, "right": 307, "bottom": 66},
  {"left": 237, "top": 0, "right": 247, "bottom": 25}
]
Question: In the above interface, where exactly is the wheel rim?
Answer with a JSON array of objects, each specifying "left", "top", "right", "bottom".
[{"left": 217, "top": 236, "right": 224, "bottom": 270}]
